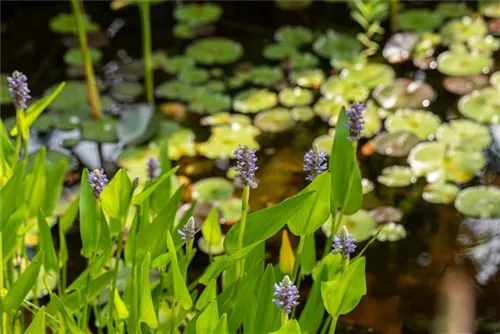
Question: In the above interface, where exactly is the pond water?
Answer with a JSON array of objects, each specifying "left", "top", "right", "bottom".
[{"left": 1, "top": 1, "right": 500, "bottom": 333}]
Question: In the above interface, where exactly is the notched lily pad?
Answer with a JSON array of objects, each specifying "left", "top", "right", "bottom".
[
  {"left": 162, "top": 56, "right": 195, "bottom": 74},
  {"left": 192, "top": 177, "right": 234, "bottom": 203},
  {"left": 178, "top": 68, "right": 210, "bottom": 84},
  {"left": 340, "top": 63, "right": 395, "bottom": 90},
  {"left": 373, "top": 131, "right": 420, "bottom": 157},
  {"left": 186, "top": 37, "right": 243, "bottom": 65},
  {"left": 321, "top": 76, "right": 369, "bottom": 101},
  {"left": 275, "top": 26, "right": 313, "bottom": 47},
  {"left": 373, "top": 78, "right": 435, "bottom": 109},
  {"left": 81, "top": 117, "right": 118, "bottom": 143},
  {"left": 249, "top": 66, "right": 283, "bottom": 87},
  {"left": 233, "top": 88, "right": 278, "bottom": 114},
  {"left": 291, "top": 106, "right": 314, "bottom": 122},
  {"left": 50, "top": 12, "right": 99, "bottom": 34},
  {"left": 436, "top": 119, "right": 492, "bottom": 151},
  {"left": 289, "top": 52, "right": 319, "bottom": 69},
  {"left": 458, "top": 87, "right": 500, "bottom": 124},
  {"left": 454, "top": 186, "right": 500, "bottom": 218},
  {"left": 189, "top": 91, "right": 231, "bottom": 114},
  {"left": 399, "top": 9, "right": 443, "bottom": 32},
  {"left": 262, "top": 43, "right": 296, "bottom": 60},
  {"left": 156, "top": 80, "right": 192, "bottom": 100},
  {"left": 197, "top": 124, "right": 260, "bottom": 159},
  {"left": 384, "top": 109, "right": 441, "bottom": 140},
  {"left": 377, "top": 165, "right": 416, "bottom": 187},
  {"left": 314, "top": 97, "right": 346, "bottom": 124},
  {"left": 437, "top": 51, "right": 492, "bottom": 77},
  {"left": 111, "top": 81, "right": 144, "bottom": 102},
  {"left": 290, "top": 69, "right": 325, "bottom": 88},
  {"left": 217, "top": 198, "right": 242, "bottom": 224},
  {"left": 440, "top": 16, "right": 488, "bottom": 45},
  {"left": 313, "top": 30, "right": 362, "bottom": 62},
  {"left": 64, "top": 48, "right": 102, "bottom": 66},
  {"left": 279, "top": 87, "right": 314, "bottom": 107},
  {"left": 174, "top": 2, "right": 222, "bottom": 25},
  {"left": 422, "top": 183, "right": 459, "bottom": 204},
  {"left": 254, "top": 107, "right": 295, "bottom": 133}
]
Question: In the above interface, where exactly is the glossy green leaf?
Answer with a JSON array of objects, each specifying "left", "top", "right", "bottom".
[
  {"left": 37, "top": 209, "right": 58, "bottom": 273},
  {"left": 152, "top": 139, "right": 173, "bottom": 213},
  {"left": 213, "top": 313, "right": 229, "bottom": 334},
  {"left": 101, "top": 168, "right": 132, "bottom": 221},
  {"left": 270, "top": 319, "right": 302, "bottom": 334},
  {"left": 24, "top": 306, "right": 45, "bottom": 333},
  {"left": 301, "top": 234, "right": 316, "bottom": 275},
  {"left": 1, "top": 161, "right": 25, "bottom": 225},
  {"left": 132, "top": 166, "right": 179, "bottom": 206},
  {"left": 3, "top": 251, "right": 43, "bottom": 313},
  {"left": 299, "top": 264, "right": 327, "bottom": 334},
  {"left": 254, "top": 264, "right": 281, "bottom": 334},
  {"left": 202, "top": 207, "right": 222, "bottom": 246},
  {"left": 167, "top": 231, "right": 193, "bottom": 310},
  {"left": 196, "top": 279, "right": 217, "bottom": 310},
  {"left": 96, "top": 208, "right": 111, "bottom": 256},
  {"left": 288, "top": 171, "right": 331, "bottom": 236},
  {"left": 59, "top": 195, "right": 79, "bottom": 232},
  {"left": 198, "top": 255, "right": 229, "bottom": 285},
  {"left": 330, "top": 108, "right": 362, "bottom": 215},
  {"left": 152, "top": 184, "right": 184, "bottom": 234},
  {"left": 321, "top": 257, "right": 367, "bottom": 316},
  {"left": 139, "top": 253, "right": 158, "bottom": 329},
  {"left": 0, "top": 119, "right": 16, "bottom": 176},
  {"left": 80, "top": 169, "right": 98, "bottom": 258},
  {"left": 26, "top": 147, "right": 46, "bottom": 217},
  {"left": 135, "top": 209, "right": 168, "bottom": 263},
  {"left": 196, "top": 300, "right": 219, "bottom": 334},
  {"left": 42, "top": 156, "right": 67, "bottom": 216},
  {"left": 49, "top": 293, "right": 84, "bottom": 334},
  {"left": 89, "top": 270, "right": 115, "bottom": 302},
  {"left": 224, "top": 190, "right": 314, "bottom": 257},
  {"left": 114, "top": 290, "right": 130, "bottom": 319}
]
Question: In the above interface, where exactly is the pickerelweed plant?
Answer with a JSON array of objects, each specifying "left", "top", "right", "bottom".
[{"left": 1, "top": 71, "right": 376, "bottom": 333}]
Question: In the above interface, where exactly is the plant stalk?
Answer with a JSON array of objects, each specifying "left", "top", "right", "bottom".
[
  {"left": 109, "top": 229, "right": 124, "bottom": 326},
  {"left": 139, "top": 2, "right": 154, "bottom": 104},
  {"left": 281, "top": 312, "right": 288, "bottom": 325},
  {"left": 235, "top": 185, "right": 250, "bottom": 282},
  {"left": 328, "top": 315, "right": 338, "bottom": 334},
  {"left": 390, "top": 0, "right": 399, "bottom": 33},
  {"left": 71, "top": 0, "right": 102, "bottom": 119},
  {"left": 291, "top": 236, "right": 305, "bottom": 283}
]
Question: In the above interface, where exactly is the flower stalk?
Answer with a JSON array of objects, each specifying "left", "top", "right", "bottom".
[{"left": 139, "top": 1, "right": 154, "bottom": 104}]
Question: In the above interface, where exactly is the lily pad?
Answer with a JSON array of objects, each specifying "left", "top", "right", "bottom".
[
  {"left": 314, "top": 97, "right": 347, "bottom": 123},
  {"left": 340, "top": 63, "right": 395, "bottom": 90},
  {"left": 399, "top": 9, "right": 443, "bottom": 32},
  {"left": 217, "top": 198, "right": 242, "bottom": 224},
  {"left": 186, "top": 37, "right": 243, "bottom": 65},
  {"left": 289, "top": 52, "right": 319, "bottom": 69},
  {"left": 458, "top": 87, "right": 500, "bottom": 124},
  {"left": 116, "top": 104, "right": 159, "bottom": 145},
  {"left": 290, "top": 69, "right": 325, "bottom": 88},
  {"left": 362, "top": 102, "right": 382, "bottom": 138},
  {"left": 321, "top": 76, "right": 369, "bottom": 101},
  {"left": 384, "top": 109, "right": 441, "bottom": 140},
  {"left": 162, "top": 56, "right": 195, "bottom": 74},
  {"left": 454, "top": 186, "right": 500, "bottom": 218},
  {"left": 178, "top": 68, "right": 210, "bottom": 84},
  {"left": 201, "top": 112, "right": 251, "bottom": 126},
  {"left": 491, "top": 71, "right": 500, "bottom": 90},
  {"left": 45, "top": 81, "right": 89, "bottom": 110},
  {"left": 436, "top": 119, "right": 492, "bottom": 151},
  {"left": 49, "top": 12, "right": 99, "bottom": 34},
  {"left": 373, "top": 131, "right": 420, "bottom": 157},
  {"left": 436, "top": 2, "right": 472, "bottom": 18},
  {"left": 64, "top": 48, "right": 102, "bottom": 66},
  {"left": 156, "top": 80, "right": 193, "bottom": 100},
  {"left": 443, "top": 75, "right": 490, "bottom": 95},
  {"left": 369, "top": 206, "right": 403, "bottom": 224},
  {"left": 312, "top": 133, "right": 335, "bottom": 156},
  {"left": 322, "top": 210, "right": 377, "bottom": 242},
  {"left": 377, "top": 166, "right": 416, "bottom": 187},
  {"left": 165, "top": 129, "right": 198, "bottom": 160},
  {"left": 254, "top": 108, "right": 295, "bottom": 133},
  {"left": 413, "top": 32, "right": 441, "bottom": 59},
  {"left": 192, "top": 177, "right": 234, "bottom": 203},
  {"left": 437, "top": 51, "right": 492, "bottom": 76},
  {"left": 111, "top": 81, "right": 144, "bottom": 102},
  {"left": 382, "top": 33, "right": 419, "bottom": 63},
  {"left": 376, "top": 222, "right": 407, "bottom": 242},
  {"left": 81, "top": 117, "right": 118, "bottom": 142},
  {"left": 482, "top": 2, "right": 500, "bottom": 18},
  {"left": 249, "top": 66, "right": 283, "bottom": 87},
  {"left": 275, "top": 26, "right": 313, "bottom": 47},
  {"left": 422, "top": 183, "right": 460, "bottom": 204},
  {"left": 373, "top": 78, "right": 436, "bottom": 109},
  {"left": 313, "top": 30, "right": 362, "bottom": 62},
  {"left": 197, "top": 124, "right": 260, "bottom": 159},
  {"left": 291, "top": 106, "right": 315, "bottom": 122},
  {"left": 279, "top": 87, "right": 314, "bottom": 107},
  {"left": 233, "top": 88, "right": 278, "bottom": 114},
  {"left": 440, "top": 16, "right": 488, "bottom": 45},
  {"left": 174, "top": 2, "right": 222, "bottom": 25},
  {"left": 467, "top": 35, "right": 500, "bottom": 57},
  {"left": 189, "top": 91, "right": 231, "bottom": 114},
  {"left": 262, "top": 43, "right": 297, "bottom": 61}
]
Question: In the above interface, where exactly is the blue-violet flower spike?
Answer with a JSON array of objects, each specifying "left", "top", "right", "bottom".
[
  {"left": 7, "top": 71, "right": 31, "bottom": 110},
  {"left": 178, "top": 216, "right": 196, "bottom": 241},
  {"left": 234, "top": 145, "right": 258, "bottom": 188},
  {"left": 332, "top": 226, "right": 357, "bottom": 259},
  {"left": 87, "top": 168, "right": 109, "bottom": 199},
  {"left": 303, "top": 146, "right": 327, "bottom": 181},
  {"left": 345, "top": 102, "right": 366, "bottom": 141},
  {"left": 147, "top": 157, "right": 161, "bottom": 180},
  {"left": 272, "top": 275, "right": 300, "bottom": 314}
]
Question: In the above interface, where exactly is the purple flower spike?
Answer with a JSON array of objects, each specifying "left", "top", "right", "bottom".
[
  {"left": 303, "top": 146, "right": 327, "bottom": 181},
  {"left": 234, "top": 145, "right": 258, "bottom": 188},
  {"left": 332, "top": 226, "right": 357, "bottom": 259},
  {"left": 178, "top": 216, "right": 196, "bottom": 241},
  {"left": 7, "top": 71, "right": 31, "bottom": 110},
  {"left": 147, "top": 157, "right": 161, "bottom": 180},
  {"left": 345, "top": 102, "right": 366, "bottom": 141},
  {"left": 272, "top": 275, "right": 300, "bottom": 314},
  {"left": 87, "top": 168, "right": 109, "bottom": 199}
]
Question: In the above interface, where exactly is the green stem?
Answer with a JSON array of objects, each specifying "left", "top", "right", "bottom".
[
  {"left": 235, "top": 185, "right": 250, "bottom": 282},
  {"left": 291, "top": 236, "right": 305, "bottom": 283},
  {"left": 328, "top": 315, "right": 338, "bottom": 334},
  {"left": 109, "top": 229, "right": 124, "bottom": 327},
  {"left": 281, "top": 312, "right": 288, "bottom": 326},
  {"left": 0, "top": 232, "right": 5, "bottom": 334},
  {"left": 80, "top": 253, "right": 94, "bottom": 330},
  {"left": 139, "top": 2, "right": 154, "bottom": 104},
  {"left": 320, "top": 316, "right": 332, "bottom": 334},
  {"left": 71, "top": 0, "right": 102, "bottom": 119},
  {"left": 390, "top": 0, "right": 399, "bottom": 33}
]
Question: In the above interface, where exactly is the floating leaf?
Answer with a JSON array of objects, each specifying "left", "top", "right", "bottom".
[
  {"left": 262, "top": 43, "right": 297, "bottom": 60},
  {"left": 275, "top": 26, "right": 313, "bottom": 47},
  {"left": 179, "top": 68, "right": 210, "bottom": 84},
  {"left": 313, "top": 30, "right": 362, "bottom": 62},
  {"left": 399, "top": 9, "right": 443, "bottom": 32},
  {"left": 313, "top": 133, "right": 335, "bottom": 156},
  {"left": 254, "top": 108, "right": 295, "bottom": 133},
  {"left": 384, "top": 109, "right": 441, "bottom": 140},
  {"left": 162, "top": 56, "right": 195, "bottom": 74},
  {"left": 377, "top": 165, "right": 416, "bottom": 187},
  {"left": 436, "top": 119, "right": 492, "bottom": 151},
  {"left": 454, "top": 186, "right": 500, "bottom": 218},
  {"left": 321, "top": 76, "right": 369, "bottom": 102},
  {"left": 290, "top": 69, "right": 325, "bottom": 88},
  {"left": 217, "top": 198, "right": 242, "bottom": 224},
  {"left": 313, "top": 97, "right": 346, "bottom": 123},
  {"left": 279, "top": 87, "right": 314, "bottom": 107},
  {"left": 233, "top": 89, "right": 278, "bottom": 114},
  {"left": 186, "top": 37, "right": 243, "bottom": 65},
  {"left": 440, "top": 16, "right": 488, "bottom": 45},
  {"left": 373, "top": 131, "right": 420, "bottom": 157},
  {"left": 189, "top": 91, "right": 231, "bottom": 114},
  {"left": 111, "top": 81, "right": 144, "bottom": 102},
  {"left": 376, "top": 222, "right": 407, "bottom": 242},
  {"left": 422, "top": 182, "right": 460, "bottom": 204},
  {"left": 373, "top": 78, "right": 435, "bottom": 109},
  {"left": 192, "top": 177, "right": 234, "bottom": 203},
  {"left": 117, "top": 104, "right": 158, "bottom": 145},
  {"left": 197, "top": 124, "right": 260, "bottom": 159},
  {"left": 289, "top": 52, "right": 319, "bottom": 69},
  {"left": 436, "top": 2, "right": 472, "bottom": 18},
  {"left": 369, "top": 206, "right": 403, "bottom": 224},
  {"left": 437, "top": 51, "right": 492, "bottom": 76},
  {"left": 443, "top": 75, "right": 489, "bottom": 95},
  {"left": 458, "top": 87, "right": 500, "bottom": 124},
  {"left": 491, "top": 71, "right": 500, "bottom": 91},
  {"left": 81, "top": 117, "right": 118, "bottom": 143},
  {"left": 64, "top": 48, "right": 102, "bottom": 65},
  {"left": 250, "top": 66, "right": 283, "bottom": 87},
  {"left": 291, "top": 106, "right": 314, "bottom": 122},
  {"left": 49, "top": 12, "right": 99, "bottom": 34},
  {"left": 340, "top": 63, "right": 395, "bottom": 90},
  {"left": 174, "top": 2, "right": 222, "bottom": 25}
]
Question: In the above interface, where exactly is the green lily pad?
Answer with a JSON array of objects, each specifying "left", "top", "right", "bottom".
[
  {"left": 376, "top": 222, "right": 407, "bottom": 242},
  {"left": 233, "top": 88, "right": 278, "bottom": 114},
  {"left": 467, "top": 35, "right": 500, "bottom": 57},
  {"left": 384, "top": 109, "right": 441, "bottom": 140},
  {"left": 217, "top": 198, "right": 242, "bottom": 224},
  {"left": 313, "top": 133, "right": 335, "bottom": 156},
  {"left": 440, "top": 16, "right": 488, "bottom": 45},
  {"left": 178, "top": 68, "right": 210, "bottom": 84},
  {"left": 408, "top": 142, "right": 486, "bottom": 184},
  {"left": 81, "top": 116, "right": 118, "bottom": 143},
  {"left": 186, "top": 37, "right": 243, "bottom": 65},
  {"left": 116, "top": 104, "right": 159, "bottom": 145},
  {"left": 322, "top": 210, "right": 377, "bottom": 242},
  {"left": 491, "top": 71, "right": 500, "bottom": 90},
  {"left": 189, "top": 91, "right": 231, "bottom": 114},
  {"left": 291, "top": 106, "right": 315, "bottom": 122},
  {"left": 262, "top": 43, "right": 297, "bottom": 61},
  {"left": 49, "top": 12, "right": 99, "bottom": 34},
  {"left": 399, "top": 9, "right": 443, "bottom": 32},
  {"left": 275, "top": 0, "right": 312, "bottom": 11},
  {"left": 275, "top": 26, "right": 313, "bottom": 47},
  {"left": 192, "top": 177, "right": 234, "bottom": 203},
  {"left": 290, "top": 69, "right": 325, "bottom": 88},
  {"left": 166, "top": 129, "right": 198, "bottom": 160},
  {"left": 249, "top": 66, "right": 283, "bottom": 87},
  {"left": 63, "top": 48, "right": 102, "bottom": 66},
  {"left": 422, "top": 182, "right": 460, "bottom": 204},
  {"left": 197, "top": 124, "right": 260, "bottom": 159},
  {"left": 413, "top": 32, "right": 441, "bottom": 59},
  {"left": 443, "top": 75, "right": 490, "bottom": 95},
  {"left": 340, "top": 63, "right": 395, "bottom": 90},
  {"left": 162, "top": 56, "right": 195, "bottom": 74},
  {"left": 174, "top": 2, "right": 222, "bottom": 25},
  {"left": 155, "top": 80, "right": 192, "bottom": 100},
  {"left": 254, "top": 108, "right": 295, "bottom": 133},
  {"left": 454, "top": 186, "right": 500, "bottom": 218},
  {"left": 436, "top": 119, "right": 492, "bottom": 151},
  {"left": 458, "top": 87, "right": 500, "bottom": 124},
  {"left": 373, "top": 78, "right": 436, "bottom": 109},
  {"left": 373, "top": 131, "right": 420, "bottom": 157},
  {"left": 377, "top": 165, "right": 416, "bottom": 187},
  {"left": 382, "top": 33, "right": 419, "bottom": 63},
  {"left": 201, "top": 112, "right": 251, "bottom": 126},
  {"left": 289, "top": 52, "right": 319, "bottom": 69},
  {"left": 111, "top": 81, "right": 144, "bottom": 102},
  {"left": 32, "top": 114, "right": 55, "bottom": 132},
  {"left": 362, "top": 102, "right": 382, "bottom": 138},
  {"left": 279, "top": 87, "right": 314, "bottom": 107},
  {"left": 52, "top": 113, "right": 86, "bottom": 131},
  {"left": 437, "top": 51, "right": 492, "bottom": 76},
  {"left": 482, "top": 2, "right": 500, "bottom": 18},
  {"left": 314, "top": 97, "right": 347, "bottom": 123},
  {"left": 45, "top": 81, "right": 89, "bottom": 110},
  {"left": 436, "top": 2, "right": 472, "bottom": 18},
  {"left": 321, "top": 76, "right": 369, "bottom": 101},
  {"left": 313, "top": 30, "right": 362, "bottom": 62}
]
